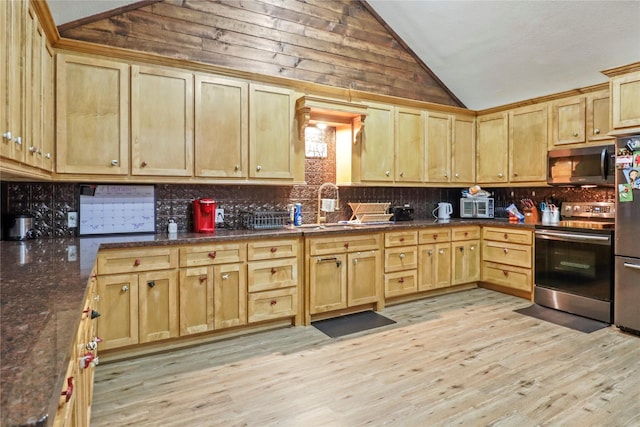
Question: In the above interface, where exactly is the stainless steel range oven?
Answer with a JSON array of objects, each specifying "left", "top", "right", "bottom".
[{"left": 534, "top": 202, "right": 615, "bottom": 323}]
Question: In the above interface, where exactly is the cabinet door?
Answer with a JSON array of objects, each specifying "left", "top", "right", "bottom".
[
  {"left": 96, "top": 274, "right": 139, "bottom": 350},
  {"left": 452, "top": 240, "right": 480, "bottom": 285},
  {"left": 552, "top": 96, "right": 585, "bottom": 145},
  {"left": 195, "top": 75, "right": 247, "bottom": 178},
  {"left": 358, "top": 102, "right": 394, "bottom": 183},
  {"left": 509, "top": 104, "right": 547, "bottom": 182},
  {"left": 451, "top": 115, "right": 476, "bottom": 184},
  {"left": 138, "top": 270, "right": 179, "bottom": 343},
  {"left": 348, "top": 250, "right": 381, "bottom": 306},
  {"left": 249, "top": 83, "right": 294, "bottom": 179},
  {"left": 132, "top": 65, "right": 193, "bottom": 176},
  {"left": 611, "top": 71, "right": 640, "bottom": 129},
  {"left": 179, "top": 266, "right": 214, "bottom": 335},
  {"left": 41, "top": 43, "right": 53, "bottom": 171},
  {"left": 476, "top": 112, "right": 508, "bottom": 183},
  {"left": 309, "top": 253, "right": 348, "bottom": 314},
  {"left": 395, "top": 106, "right": 424, "bottom": 183},
  {"left": 586, "top": 90, "right": 613, "bottom": 143},
  {"left": 214, "top": 263, "right": 247, "bottom": 329},
  {"left": 56, "top": 54, "right": 130, "bottom": 174},
  {"left": 24, "top": 6, "right": 44, "bottom": 170},
  {"left": 425, "top": 111, "right": 451, "bottom": 183},
  {"left": 418, "top": 243, "right": 451, "bottom": 291}
]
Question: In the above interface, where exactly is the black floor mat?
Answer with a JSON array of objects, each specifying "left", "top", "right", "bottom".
[
  {"left": 312, "top": 311, "right": 396, "bottom": 338},
  {"left": 515, "top": 304, "right": 609, "bottom": 333}
]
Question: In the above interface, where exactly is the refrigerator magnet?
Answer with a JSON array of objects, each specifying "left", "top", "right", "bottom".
[
  {"left": 619, "top": 183, "right": 633, "bottom": 202},
  {"left": 617, "top": 148, "right": 633, "bottom": 169},
  {"left": 623, "top": 168, "right": 640, "bottom": 189},
  {"left": 634, "top": 151, "right": 640, "bottom": 168}
]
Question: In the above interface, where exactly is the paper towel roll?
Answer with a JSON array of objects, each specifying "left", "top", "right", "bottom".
[{"left": 321, "top": 198, "right": 336, "bottom": 212}]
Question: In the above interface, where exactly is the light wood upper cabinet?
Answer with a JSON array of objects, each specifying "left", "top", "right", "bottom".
[
  {"left": 56, "top": 54, "right": 130, "bottom": 175},
  {"left": 509, "top": 103, "right": 547, "bottom": 182},
  {"left": 131, "top": 65, "right": 194, "bottom": 176},
  {"left": 611, "top": 70, "right": 640, "bottom": 130},
  {"left": 551, "top": 96, "right": 585, "bottom": 146},
  {"left": 357, "top": 101, "right": 394, "bottom": 183},
  {"left": 476, "top": 112, "right": 508, "bottom": 183},
  {"left": 395, "top": 106, "right": 424, "bottom": 183},
  {"left": 425, "top": 111, "right": 451, "bottom": 183},
  {"left": 195, "top": 75, "right": 248, "bottom": 178},
  {"left": 249, "top": 83, "right": 294, "bottom": 179},
  {"left": 451, "top": 115, "right": 476, "bottom": 185},
  {"left": 586, "top": 89, "right": 612, "bottom": 142}
]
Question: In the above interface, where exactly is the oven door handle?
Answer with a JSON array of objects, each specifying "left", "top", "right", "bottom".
[
  {"left": 623, "top": 262, "right": 640, "bottom": 270},
  {"left": 535, "top": 230, "right": 611, "bottom": 244}
]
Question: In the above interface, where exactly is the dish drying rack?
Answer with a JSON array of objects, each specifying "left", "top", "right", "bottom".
[{"left": 348, "top": 202, "right": 392, "bottom": 224}]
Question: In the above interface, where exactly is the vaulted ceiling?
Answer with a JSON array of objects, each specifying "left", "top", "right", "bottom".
[{"left": 47, "top": 0, "right": 640, "bottom": 110}]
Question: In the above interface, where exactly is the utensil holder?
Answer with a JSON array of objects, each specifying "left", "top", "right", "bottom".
[{"left": 523, "top": 208, "right": 538, "bottom": 224}]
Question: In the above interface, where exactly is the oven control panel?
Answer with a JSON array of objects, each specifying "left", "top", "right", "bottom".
[{"left": 561, "top": 202, "right": 615, "bottom": 219}]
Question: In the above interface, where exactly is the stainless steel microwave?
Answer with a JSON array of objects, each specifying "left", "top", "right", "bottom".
[
  {"left": 460, "top": 198, "right": 494, "bottom": 218},
  {"left": 548, "top": 144, "right": 615, "bottom": 186}
]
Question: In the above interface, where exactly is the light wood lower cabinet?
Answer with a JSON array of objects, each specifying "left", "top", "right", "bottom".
[
  {"left": 481, "top": 226, "right": 533, "bottom": 298},
  {"left": 451, "top": 226, "right": 481, "bottom": 286},
  {"left": 384, "top": 230, "right": 418, "bottom": 297},
  {"left": 307, "top": 233, "right": 382, "bottom": 318}
]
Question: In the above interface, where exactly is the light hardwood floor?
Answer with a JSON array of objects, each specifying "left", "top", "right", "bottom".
[{"left": 91, "top": 289, "right": 640, "bottom": 426}]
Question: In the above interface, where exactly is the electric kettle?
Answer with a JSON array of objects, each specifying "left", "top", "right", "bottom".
[{"left": 433, "top": 202, "right": 453, "bottom": 221}]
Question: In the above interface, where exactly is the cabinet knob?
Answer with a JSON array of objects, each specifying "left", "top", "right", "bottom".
[
  {"left": 208, "top": 251, "right": 217, "bottom": 259},
  {"left": 344, "top": 242, "right": 349, "bottom": 249},
  {"left": 399, "top": 253, "right": 405, "bottom": 259},
  {"left": 444, "top": 172, "right": 448, "bottom": 178},
  {"left": 470, "top": 245, "right": 476, "bottom": 251},
  {"left": 503, "top": 233, "right": 508, "bottom": 240},
  {"left": 428, "top": 250, "right": 433, "bottom": 256},
  {"left": 503, "top": 247, "right": 509, "bottom": 254},
  {"left": 459, "top": 247, "right": 464, "bottom": 252},
  {"left": 256, "top": 165, "right": 262, "bottom": 172},
  {"left": 433, "top": 234, "right": 438, "bottom": 240},
  {"left": 455, "top": 173, "right": 459, "bottom": 178},
  {"left": 439, "top": 249, "right": 444, "bottom": 254},
  {"left": 270, "top": 300, "right": 277, "bottom": 306},
  {"left": 14, "top": 136, "right": 22, "bottom": 145},
  {"left": 503, "top": 270, "right": 509, "bottom": 277},
  {"left": 498, "top": 172, "right": 503, "bottom": 178},
  {"left": 147, "top": 280, "right": 155, "bottom": 288},
  {"left": 2, "top": 131, "right": 11, "bottom": 140},
  {"left": 398, "top": 277, "right": 404, "bottom": 283},
  {"left": 29, "top": 146, "right": 37, "bottom": 153},
  {"left": 594, "top": 128, "right": 600, "bottom": 135},
  {"left": 121, "top": 285, "right": 129, "bottom": 292},
  {"left": 221, "top": 273, "right": 229, "bottom": 280},
  {"left": 61, "top": 377, "right": 74, "bottom": 402},
  {"left": 141, "top": 161, "right": 148, "bottom": 167},
  {"left": 111, "top": 159, "right": 119, "bottom": 166},
  {"left": 45, "top": 153, "right": 51, "bottom": 159},
  {"left": 573, "top": 132, "right": 578, "bottom": 137},
  {"left": 385, "top": 170, "right": 390, "bottom": 177},
  {"left": 399, "top": 237, "right": 405, "bottom": 242},
  {"left": 134, "top": 259, "right": 141, "bottom": 266},
  {"left": 234, "top": 164, "right": 240, "bottom": 171},
  {"left": 199, "top": 275, "right": 207, "bottom": 283},
  {"left": 270, "top": 247, "right": 277, "bottom": 253},
  {"left": 271, "top": 267, "right": 277, "bottom": 275},
  {"left": 353, "top": 258, "right": 358, "bottom": 264},
  {"left": 513, "top": 172, "right": 519, "bottom": 177},
  {"left": 399, "top": 171, "right": 404, "bottom": 178}
]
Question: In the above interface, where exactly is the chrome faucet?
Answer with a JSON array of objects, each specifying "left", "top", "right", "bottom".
[{"left": 317, "top": 183, "right": 340, "bottom": 224}]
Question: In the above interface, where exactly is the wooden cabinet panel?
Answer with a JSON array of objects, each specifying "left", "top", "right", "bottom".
[
  {"left": 309, "top": 253, "right": 348, "bottom": 314},
  {"left": 98, "top": 247, "right": 178, "bottom": 275},
  {"left": 309, "top": 233, "right": 380, "bottom": 256},
  {"left": 476, "top": 112, "right": 508, "bottom": 183},
  {"left": 425, "top": 111, "right": 451, "bottom": 183},
  {"left": 451, "top": 115, "right": 476, "bottom": 184},
  {"left": 384, "top": 246, "right": 418, "bottom": 273},
  {"left": 358, "top": 102, "right": 394, "bottom": 182},
  {"left": 138, "top": 270, "right": 179, "bottom": 343},
  {"left": 247, "top": 238, "right": 298, "bottom": 261},
  {"left": 452, "top": 240, "right": 480, "bottom": 285},
  {"left": 131, "top": 65, "right": 194, "bottom": 176},
  {"left": 96, "top": 274, "right": 139, "bottom": 350},
  {"left": 482, "top": 227, "right": 532, "bottom": 245},
  {"left": 509, "top": 104, "right": 547, "bottom": 182},
  {"left": 418, "top": 228, "right": 451, "bottom": 244},
  {"left": 418, "top": 243, "right": 451, "bottom": 291},
  {"left": 395, "top": 106, "right": 424, "bottom": 183},
  {"left": 482, "top": 261, "right": 532, "bottom": 292},
  {"left": 586, "top": 90, "right": 612, "bottom": 142},
  {"left": 611, "top": 71, "right": 640, "bottom": 129},
  {"left": 248, "top": 258, "right": 297, "bottom": 292},
  {"left": 248, "top": 287, "right": 297, "bottom": 323},
  {"left": 249, "top": 83, "right": 294, "bottom": 179},
  {"left": 179, "top": 266, "right": 214, "bottom": 335},
  {"left": 56, "top": 54, "right": 130, "bottom": 174},
  {"left": 195, "top": 75, "right": 247, "bottom": 178},
  {"left": 214, "top": 263, "right": 247, "bottom": 329},
  {"left": 552, "top": 96, "right": 585, "bottom": 145},
  {"left": 482, "top": 240, "right": 532, "bottom": 269},
  {"left": 179, "top": 243, "right": 245, "bottom": 267},
  {"left": 385, "top": 230, "right": 418, "bottom": 247},
  {"left": 384, "top": 270, "right": 418, "bottom": 298},
  {"left": 348, "top": 250, "right": 380, "bottom": 306},
  {"left": 451, "top": 226, "right": 481, "bottom": 241}
]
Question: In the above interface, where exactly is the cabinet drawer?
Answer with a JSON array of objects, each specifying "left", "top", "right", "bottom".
[
  {"left": 385, "top": 230, "right": 418, "bottom": 247},
  {"left": 248, "top": 287, "right": 297, "bottom": 323},
  {"left": 384, "top": 246, "right": 418, "bottom": 273},
  {"left": 451, "top": 226, "right": 481, "bottom": 241},
  {"left": 482, "top": 241, "right": 532, "bottom": 268},
  {"left": 97, "top": 247, "right": 178, "bottom": 275},
  {"left": 384, "top": 270, "right": 418, "bottom": 298},
  {"left": 179, "top": 243, "right": 245, "bottom": 267},
  {"left": 309, "top": 233, "right": 381, "bottom": 256},
  {"left": 482, "top": 227, "right": 532, "bottom": 245},
  {"left": 482, "top": 261, "right": 532, "bottom": 292},
  {"left": 248, "top": 258, "right": 298, "bottom": 292},
  {"left": 247, "top": 238, "right": 298, "bottom": 260},
  {"left": 419, "top": 228, "right": 451, "bottom": 244}
]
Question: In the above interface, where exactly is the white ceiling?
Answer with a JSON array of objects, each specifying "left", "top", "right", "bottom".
[{"left": 48, "top": 0, "right": 640, "bottom": 110}]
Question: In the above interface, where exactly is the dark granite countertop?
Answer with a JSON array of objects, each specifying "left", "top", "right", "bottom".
[{"left": 0, "top": 218, "right": 532, "bottom": 426}]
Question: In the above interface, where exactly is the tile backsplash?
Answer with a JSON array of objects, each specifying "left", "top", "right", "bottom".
[{"left": 1, "top": 180, "right": 614, "bottom": 239}]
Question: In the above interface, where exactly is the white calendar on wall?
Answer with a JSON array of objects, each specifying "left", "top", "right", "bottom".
[{"left": 79, "top": 185, "right": 155, "bottom": 235}]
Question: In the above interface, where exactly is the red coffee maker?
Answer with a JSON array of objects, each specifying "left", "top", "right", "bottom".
[{"left": 192, "top": 198, "right": 216, "bottom": 233}]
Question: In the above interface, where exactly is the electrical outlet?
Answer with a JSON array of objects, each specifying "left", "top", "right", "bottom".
[
  {"left": 215, "top": 208, "right": 225, "bottom": 224},
  {"left": 68, "top": 211, "right": 78, "bottom": 228},
  {"left": 67, "top": 245, "right": 77, "bottom": 262}
]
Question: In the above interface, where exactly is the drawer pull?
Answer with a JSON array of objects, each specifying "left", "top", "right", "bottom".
[
  {"left": 221, "top": 273, "right": 229, "bottom": 280},
  {"left": 344, "top": 242, "right": 349, "bottom": 249},
  {"left": 398, "top": 277, "right": 404, "bottom": 283},
  {"left": 208, "top": 251, "right": 217, "bottom": 259},
  {"left": 439, "top": 249, "right": 444, "bottom": 255},
  {"left": 134, "top": 259, "right": 141, "bottom": 266},
  {"left": 503, "top": 248, "right": 509, "bottom": 254},
  {"left": 121, "top": 285, "right": 129, "bottom": 292},
  {"left": 503, "top": 270, "right": 509, "bottom": 277},
  {"left": 61, "top": 377, "right": 74, "bottom": 402},
  {"left": 470, "top": 245, "right": 476, "bottom": 251},
  {"left": 270, "top": 247, "right": 277, "bottom": 253},
  {"left": 317, "top": 256, "right": 342, "bottom": 268},
  {"left": 464, "top": 231, "right": 468, "bottom": 237},
  {"left": 427, "top": 250, "right": 433, "bottom": 256},
  {"left": 141, "top": 161, "right": 148, "bottom": 167},
  {"left": 459, "top": 247, "right": 464, "bottom": 252},
  {"left": 199, "top": 275, "right": 207, "bottom": 283},
  {"left": 433, "top": 234, "right": 438, "bottom": 240},
  {"left": 399, "top": 253, "right": 405, "bottom": 259},
  {"left": 147, "top": 280, "right": 156, "bottom": 288},
  {"left": 503, "top": 233, "right": 508, "bottom": 240},
  {"left": 399, "top": 237, "right": 405, "bottom": 242},
  {"left": 270, "top": 300, "right": 277, "bottom": 306},
  {"left": 271, "top": 267, "right": 277, "bottom": 275}
]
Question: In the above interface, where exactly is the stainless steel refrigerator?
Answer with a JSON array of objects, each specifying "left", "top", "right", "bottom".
[{"left": 615, "top": 135, "right": 640, "bottom": 335}]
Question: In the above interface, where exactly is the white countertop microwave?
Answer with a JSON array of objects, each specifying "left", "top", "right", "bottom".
[{"left": 460, "top": 197, "right": 494, "bottom": 218}]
